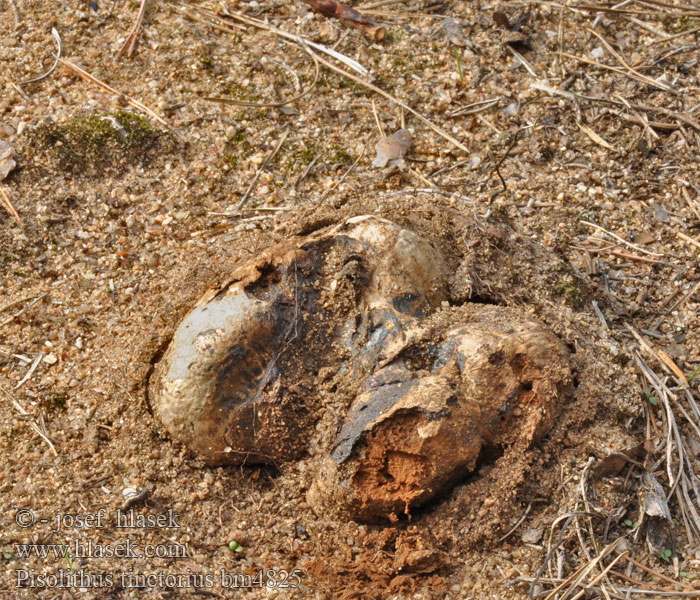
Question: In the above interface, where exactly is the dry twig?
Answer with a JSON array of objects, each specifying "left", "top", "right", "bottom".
[
  {"left": 19, "top": 28, "right": 61, "bottom": 86},
  {"left": 177, "top": 2, "right": 469, "bottom": 153},
  {"left": 531, "top": 82, "right": 700, "bottom": 131},
  {"left": 581, "top": 221, "right": 664, "bottom": 257},
  {"left": 237, "top": 130, "right": 290, "bottom": 209},
  {"left": 301, "top": 0, "right": 386, "bottom": 41},
  {"left": 119, "top": 0, "right": 148, "bottom": 59},
  {"left": 0, "top": 384, "right": 58, "bottom": 457},
  {"left": 58, "top": 58, "right": 176, "bottom": 134},
  {"left": 587, "top": 27, "right": 676, "bottom": 94},
  {"left": 0, "top": 185, "right": 22, "bottom": 225},
  {"left": 177, "top": 2, "right": 369, "bottom": 77},
  {"left": 677, "top": 231, "right": 700, "bottom": 250}
]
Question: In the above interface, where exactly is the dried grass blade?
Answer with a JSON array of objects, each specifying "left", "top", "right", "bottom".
[
  {"left": 586, "top": 27, "right": 675, "bottom": 93},
  {"left": 559, "top": 51, "right": 677, "bottom": 94},
  {"left": 544, "top": 538, "right": 622, "bottom": 600},
  {"left": 677, "top": 231, "right": 700, "bottom": 250},
  {"left": 577, "top": 122, "right": 619, "bottom": 151},
  {"left": 299, "top": 46, "right": 469, "bottom": 153},
  {"left": 19, "top": 28, "right": 62, "bottom": 86},
  {"left": 119, "top": 0, "right": 148, "bottom": 59},
  {"left": 0, "top": 185, "right": 22, "bottom": 225},
  {"left": 657, "top": 349, "right": 689, "bottom": 387},
  {"left": 180, "top": 2, "right": 370, "bottom": 77},
  {"left": 581, "top": 221, "right": 663, "bottom": 257},
  {"left": 57, "top": 58, "right": 173, "bottom": 131},
  {"left": 205, "top": 40, "right": 320, "bottom": 109}
]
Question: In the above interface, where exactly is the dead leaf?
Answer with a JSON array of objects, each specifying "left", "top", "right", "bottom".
[
  {"left": 592, "top": 442, "right": 644, "bottom": 478},
  {"left": 577, "top": 122, "right": 619, "bottom": 152},
  {"left": 634, "top": 231, "right": 655, "bottom": 245},
  {"left": 657, "top": 349, "right": 689, "bottom": 387},
  {"left": 0, "top": 140, "right": 16, "bottom": 180},
  {"left": 441, "top": 18, "right": 469, "bottom": 47},
  {"left": 640, "top": 472, "right": 671, "bottom": 521},
  {"left": 493, "top": 11, "right": 511, "bottom": 29},
  {"left": 639, "top": 473, "right": 674, "bottom": 557},
  {"left": 372, "top": 129, "right": 412, "bottom": 168}
]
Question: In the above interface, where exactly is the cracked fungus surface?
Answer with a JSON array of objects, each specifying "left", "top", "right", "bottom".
[{"left": 151, "top": 216, "right": 572, "bottom": 522}]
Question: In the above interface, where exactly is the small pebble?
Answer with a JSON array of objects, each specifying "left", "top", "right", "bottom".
[{"left": 522, "top": 527, "right": 543, "bottom": 544}]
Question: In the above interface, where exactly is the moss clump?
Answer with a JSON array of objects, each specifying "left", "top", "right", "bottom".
[
  {"left": 222, "top": 128, "right": 253, "bottom": 168},
  {"left": 225, "top": 83, "right": 260, "bottom": 102},
  {"left": 283, "top": 142, "right": 320, "bottom": 174},
  {"left": 51, "top": 395, "right": 67, "bottom": 410},
  {"left": 666, "top": 17, "right": 700, "bottom": 33},
  {"left": 35, "top": 110, "right": 174, "bottom": 176},
  {"left": 328, "top": 144, "right": 352, "bottom": 165},
  {"left": 556, "top": 274, "right": 585, "bottom": 309}
]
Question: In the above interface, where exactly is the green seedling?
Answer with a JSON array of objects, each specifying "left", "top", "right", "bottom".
[
  {"left": 623, "top": 519, "right": 638, "bottom": 528},
  {"left": 60, "top": 542, "right": 74, "bottom": 573},
  {"left": 660, "top": 548, "right": 672, "bottom": 563},
  {"left": 644, "top": 389, "right": 658, "bottom": 406},
  {"left": 455, "top": 48, "right": 464, "bottom": 82},
  {"left": 688, "top": 365, "right": 700, "bottom": 385},
  {"left": 228, "top": 541, "right": 244, "bottom": 553}
]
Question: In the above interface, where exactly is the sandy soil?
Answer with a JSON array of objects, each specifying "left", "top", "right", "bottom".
[{"left": 2, "top": 0, "right": 700, "bottom": 598}]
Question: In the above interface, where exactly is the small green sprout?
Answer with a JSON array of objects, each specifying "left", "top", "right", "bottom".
[
  {"left": 455, "top": 48, "right": 464, "bottom": 82},
  {"left": 228, "top": 541, "right": 244, "bottom": 553},
  {"left": 644, "top": 389, "right": 658, "bottom": 406},
  {"left": 623, "top": 519, "right": 638, "bottom": 528},
  {"left": 688, "top": 365, "right": 700, "bottom": 385},
  {"left": 660, "top": 548, "right": 672, "bottom": 563},
  {"left": 60, "top": 542, "right": 74, "bottom": 573}
]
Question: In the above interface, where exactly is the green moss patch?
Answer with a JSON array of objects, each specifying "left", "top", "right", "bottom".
[{"left": 34, "top": 110, "right": 175, "bottom": 176}]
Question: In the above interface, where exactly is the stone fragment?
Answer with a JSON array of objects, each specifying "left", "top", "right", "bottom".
[
  {"left": 0, "top": 140, "right": 16, "bottom": 180},
  {"left": 522, "top": 527, "right": 543, "bottom": 544}
]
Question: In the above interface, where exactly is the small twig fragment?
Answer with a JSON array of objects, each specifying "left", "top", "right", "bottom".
[
  {"left": 581, "top": 221, "right": 664, "bottom": 257},
  {"left": 15, "top": 352, "right": 45, "bottom": 390},
  {"left": 577, "top": 121, "right": 619, "bottom": 152},
  {"left": 58, "top": 58, "right": 172, "bottom": 131},
  {"left": 677, "top": 231, "right": 700, "bottom": 250},
  {"left": 119, "top": 0, "right": 148, "bottom": 59},
  {"left": 9, "top": 0, "right": 22, "bottom": 28},
  {"left": 237, "top": 130, "right": 290, "bottom": 209},
  {"left": 301, "top": 0, "right": 386, "bottom": 40},
  {"left": 19, "top": 28, "right": 62, "bottom": 86},
  {"left": 0, "top": 185, "right": 22, "bottom": 225}
]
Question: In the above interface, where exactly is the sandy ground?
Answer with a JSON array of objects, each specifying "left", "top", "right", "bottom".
[{"left": 2, "top": 0, "right": 700, "bottom": 598}]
